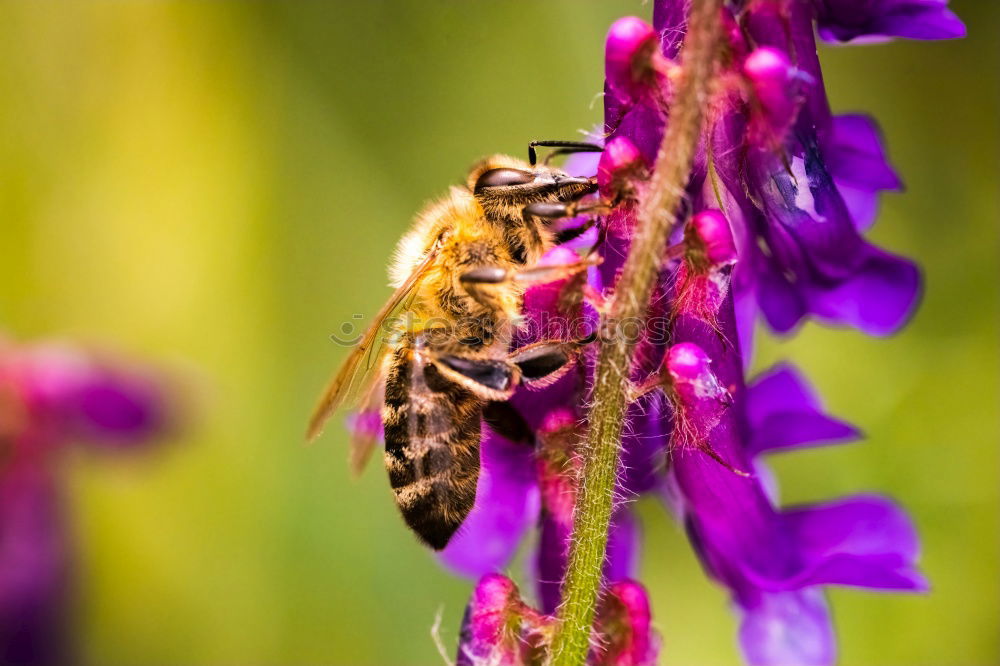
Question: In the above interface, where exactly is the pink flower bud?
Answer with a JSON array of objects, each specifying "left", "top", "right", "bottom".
[
  {"left": 593, "top": 580, "right": 660, "bottom": 666},
  {"left": 663, "top": 344, "right": 744, "bottom": 474},
  {"left": 666, "top": 342, "right": 713, "bottom": 385},
  {"left": 457, "top": 575, "right": 552, "bottom": 666},
  {"left": 664, "top": 343, "right": 731, "bottom": 416},
  {"left": 687, "top": 210, "right": 737, "bottom": 267},
  {"left": 605, "top": 17, "right": 666, "bottom": 105},
  {"left": 458, "top": 574, "right": 522, "bottom": 664},
  {"left": 671, "top": 211, "right": 736, "bottom": 331},
  {"left": 597, "top": 136, "right": 648, "bottom": 202},
  {"left": 743, "top": 46, "right": 798, "bottom": 141}
]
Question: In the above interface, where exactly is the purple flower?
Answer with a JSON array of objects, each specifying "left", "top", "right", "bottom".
[
  {"left": 0, "top": 338, "right": 178, "bottom": 664},
  {"left": 701, "top": 0, "right": 930, "bottom": 336},
  {"left": 744, "top": 363, "right": 860, "bottom": 456},
  {"left": 590, "top": 580, "right": 660, "bottom": 666},
  {"left": 667, "top": 298, "right": 925, "bottom": 664},
  {"left": 341, "top": 0, "right": 959, "bottom": 661},
  {"left": 593, "top": 2, "right": 941, "bottom": 661}
]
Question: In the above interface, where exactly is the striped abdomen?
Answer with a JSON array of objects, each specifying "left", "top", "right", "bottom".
[{"left": 382, "top": 338, "right": 483, "bottom": 550}]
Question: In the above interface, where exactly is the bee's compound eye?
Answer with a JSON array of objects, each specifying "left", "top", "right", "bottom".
[{"left": 474, "top": 168, "right": 534, "bottom": 193}]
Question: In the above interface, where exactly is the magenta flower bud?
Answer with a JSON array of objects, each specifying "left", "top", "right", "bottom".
[
  {"left": 593, "top": 580, "right": 660, "bottom": 666},
  {"left": 456, "top": 574, "right": 550, "bottom": 666},
  {"left": 605, "top": 17, "right": 665, "bottom": 105},
  {"left": 665, "top": 342, "right": 718, "bottom": 392},
  {"left": 457, "top": 574, "right": 522, "bottom": 665},
  {"left": 470, "top": 573, "right": 518, "bottom": 631},
  {"left": 663, "top": 343, "right": 734, "bottom": 463},
  {"left": 670, "top": 211, "right": 737, "bottom": 333},
  {"left": 665, "top": 342, "right": 731, "bottom": 407},
  {"left": 743, "top": 46, "right": 799, "bottom": 142},
  {"left": 687, "top": 210, "right": 737, "bottom": 268},
  {"left": 597, "top": 136, "right": 648, "bottom": 202}
]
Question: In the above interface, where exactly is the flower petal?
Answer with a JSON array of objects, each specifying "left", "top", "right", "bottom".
[
  {"left": 536, "top": 514, "right": 569, "bottom": 615},
  {"left": 606, "top": 506, "right": 640, "bottom": 585},
  {"left": 826, "top": 114, "right": 902, "bottom": 230},
  {"left": 756, "top": 257, "right": 808, "bottom": 335},
  {"left": 71, "top": 369, "right": 167, "bottom": 446},
  {"left": 535, "top": 507, "right": 639, "bottom": 615},
  {"left": 746, "top": 365, "right": 861, "bottom": 455},
  {"left": 805, "top": 246, "right": 922, "bottom": 336},
  {"left": 619, "top": 397, "right": 668, "bottom": 495},
  {"left": 738, "top": 588, "right": 835, "bottom": 666},
  {"left": 816, "top": 0, "right": 967, "bottom": 42},
  {"left": 781, "top": 495, "right": 927, "bottom": 590},
  {"left": 827, "top": 114, "right": 903, "bottom": 193},
  {"left": 440, "top": 431, "right": 540, "bottom": 578}
]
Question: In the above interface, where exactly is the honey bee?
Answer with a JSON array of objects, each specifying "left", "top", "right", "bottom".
[{"left": 307, "top": 140, "right": 605, "bottom": 549}]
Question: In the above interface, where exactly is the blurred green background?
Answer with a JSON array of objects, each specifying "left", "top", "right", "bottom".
[{"left": 0, "top": 2, "right": 996, "bottom": 664}]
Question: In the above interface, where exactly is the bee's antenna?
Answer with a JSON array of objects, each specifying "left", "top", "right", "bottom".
[{"left": 528, "top": 140, "right": 603, "bottom": 166}]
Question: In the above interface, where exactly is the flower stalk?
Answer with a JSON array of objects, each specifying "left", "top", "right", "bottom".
[{"left": 546, "top": 1, "right": 725, "bottom": 664}]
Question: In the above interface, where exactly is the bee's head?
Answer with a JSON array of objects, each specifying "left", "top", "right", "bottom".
[{"left": 468, "top": 155, "right": 596, "bottom": 218}]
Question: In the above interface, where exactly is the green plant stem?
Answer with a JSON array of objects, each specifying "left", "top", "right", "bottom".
[{"left": 545, "top": 2, "right": 724, "bottom": 664}]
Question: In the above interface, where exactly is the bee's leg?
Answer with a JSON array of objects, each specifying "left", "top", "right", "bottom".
[
  {"left": 523, "top": 200, "right": 616, "bottom": 221},
  {"left": 457, "top": 268, "right": 523, "bottom": 324},
  {"left": 528, "top": 140, "right": 604, "bottom": 166},
  {"left": 552, "top": 218, "right": 596, "bottom": 245},
  {"left": 430, "top": 333, "right": 594, "bottom": 401},
  {"left": 526, "top": 201, "right": 612, "bottom": 257},
  {"left": 460, "top": 256, "right": 601, "bottom": 297},
  {"left": 514, "top": 256, "right": 602, "bottom": 284},
  {"left": 431, "top": 353, "right": 517, "bottom": 402},
  {"left": 507, "top": 333, "right": 596, "bottom": 389}
]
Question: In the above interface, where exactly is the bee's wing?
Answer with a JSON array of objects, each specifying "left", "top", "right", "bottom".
[
  {"left": 407, "top": 337, "right": 457, "bottom": 476},
  {"left": 347, "top": 375, "right": 386, "bottom": 476},
  {"left": 306, "top": 244, "right": 440, "bottom": 441}
]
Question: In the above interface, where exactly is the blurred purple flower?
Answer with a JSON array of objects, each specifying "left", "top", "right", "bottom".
[
  {"left": 0, "top": 338, "right": 177, "bottom": 664},
  {"left": 0, "top": 462, "right": 69, "bottom": 666}
]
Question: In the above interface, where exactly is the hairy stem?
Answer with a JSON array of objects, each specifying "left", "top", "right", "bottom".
[{"left": 546, "top": 2, "right": 724, "bottom": 664}]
